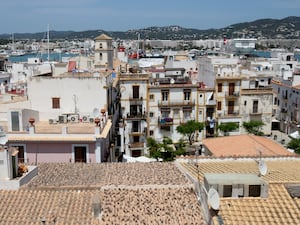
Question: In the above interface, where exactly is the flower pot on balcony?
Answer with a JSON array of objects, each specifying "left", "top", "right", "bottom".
[{"left": 28, "top": 117, "right": 35, "bottom": 126}]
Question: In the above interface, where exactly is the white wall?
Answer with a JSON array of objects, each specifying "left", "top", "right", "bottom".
[{"left": 27, "top": 76, "right": 108, "bottom": 120}]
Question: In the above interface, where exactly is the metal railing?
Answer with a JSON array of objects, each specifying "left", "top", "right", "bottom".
[{"left": 158, "top": 99, "right": 195, "bottom": 107}]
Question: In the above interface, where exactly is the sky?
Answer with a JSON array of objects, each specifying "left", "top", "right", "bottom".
[{"left": 1, "top": 0, "right": 300, "bottom": 34}]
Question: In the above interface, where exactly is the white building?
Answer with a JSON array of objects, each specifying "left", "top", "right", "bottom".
[
  {"left": 198, "top": 54, "right": 273, "bottom": 136},
  {"left": 119, "top": 73, "right": 149, "bottom": 157}
]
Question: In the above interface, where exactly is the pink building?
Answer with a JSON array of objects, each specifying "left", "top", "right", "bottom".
[{"left": 7, "top": 114, "right": 114, "bottom": 164}]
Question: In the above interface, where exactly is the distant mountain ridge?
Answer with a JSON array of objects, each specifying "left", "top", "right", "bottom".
[{"left": 1, "top": 16, "right": 299, "bottom": 40}]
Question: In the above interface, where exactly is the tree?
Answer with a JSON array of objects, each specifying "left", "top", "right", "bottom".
[
  {"left": 146, "top": 136, "right": 177, "bottom": 161},
  {"left": 242, "top": 120, "right": 265, "bottom": 135},
  {"left": 174, "top": 138, "right": 186, "bottom": 156},
  {"left": 147, "top": 137, "right": 161, "bottom": 160},
  {"left": 218, "top": 122, "right": 239, "bottom": 136},
  {"left": 287, "top": 138, "right": 300, "bottom": 154},
  {"left": 176, "top": 120, "right": 204, "bottom": 145}
]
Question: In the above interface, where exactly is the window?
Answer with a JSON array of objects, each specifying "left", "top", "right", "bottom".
[
  {"left": 218, "top": 83, "right": 222, "bottom": 92},
  {"left": 132, "top": 86, "right": 139, "bottom": 99},
  {"left": 99, "top": 43, "right": 103, "bottom": 49},
  {"left": 161, "top": 109, "right": 170, "bottom": 118},
  {"left": 184, "top": 89, "right": 191, "bottom": 101},
  {"left": 149, "top": 94, "right": 154, "bottom": 101},
  {"left": 10, "top": 144, "right": 26, "bottom": 163},
  {"left": 132, "top": 121, "right": 139, "bottom": 132},
  {"left": 253, "top": 100, "right": 258, "bottom": 113},
  {"left": 183, "top": 108, "right": 192, "bottom": 119},
  {"left": 162, "top": 90, "right": 169, "bottom": 101},
  {"left": 217, "top": 101, "right": 222, "bottom": 110},
  {"left": 149, "top": 130, "right": 154, "bottom": 136},
  {"left": 72, "top": 144, "right": 89, "bottom": 163},
  {"left": 244, "top": 101, "right": 247, "bottom": 106},
  {"left": 11, "top": 111, "right": 20, "bottom": 131},
  {"left": 223, "top": 185, "right": 232, "bottom": 197},
  {"left": 173, "top": 109, "right": 179, "bottom": 118},
  {"left": 99, "top": 53, "right": 103, "bottom": 60},
  {"left": 149, "top": 112, "right": 154, "bottom": 117},
  {"left": 248, "top": 185, "right": 261, "bottom": 197},
  {"left": 52, "top": 97, "right": 60, "bottom": 109}
]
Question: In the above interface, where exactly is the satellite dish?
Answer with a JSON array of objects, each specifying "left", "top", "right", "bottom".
[
  {"left": 192, "top": 79, "right": 197, "bottom": 85},
  {"left": 207, "top": 187, "right": 220, "bottom": 210},
  {"left": 170, "top": 78, "right": 175, "bottom": 84},
  {"left": 120, "top": 85, "right": 126, "bottom": 93},
  {"left": 93, "top": 108, "right": 100, "bottom": 118},
  {"left": 0, "top": 126, "right": 7, "bottom": 145},
  {"left": 258, "top": 160, "right": 268, "bottom": 176},
  {"left": 0, "top": 135, "right": 8, "bottom": 146},
  {"left": 93, "top": 72, "right": 100, "bottom": 77}
]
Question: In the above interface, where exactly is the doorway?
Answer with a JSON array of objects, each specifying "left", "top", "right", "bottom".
[
  {"left": 10, "top": 144, "right": 25, "bottom": 163},
  {"left": 74, "top": 146, "right": 87, "bottom": 163},
  {"left": 229, "top": 83, "right": 235, "bottom": 95}
]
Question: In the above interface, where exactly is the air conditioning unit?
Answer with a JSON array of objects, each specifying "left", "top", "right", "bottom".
[
  {"left": 82, "top": 115, "right": 90, "bottom": 123},
  {"left": 49, "top": 119, "right": 55, "bottom": 124},
  {"left": 69, "top": 114, "right": 79, "bottom": 123},
  {"left": 89, "top": 117, "right": 94, "bottom": 123},
  {"left": 58, "top": 115, "right": 67, "bottom": 124}
]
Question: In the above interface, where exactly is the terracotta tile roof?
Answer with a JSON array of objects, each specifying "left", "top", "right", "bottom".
[
  {"left": 0, "top": 187, "right": 205, "bottom": 225},
  {"left": 95, "top": 34, "right": 112, "bottom": 40},
  {"left": 26, "top": 162, "right": 188, "bottom": 188},
  {"left": 0, "top": 162, "right": 206, "bottom": 224},
  {"left": 216, "top": 184, "right": 300, "bottom": 225},
  {"left": 202, "top": 134, "right": 294, "bottom": 157},
  {"left": 179, "top": 158, "right": 300, "bottom": 225},
  {"left": 180, "top": 159, "right": 300, "bottom": 183}
]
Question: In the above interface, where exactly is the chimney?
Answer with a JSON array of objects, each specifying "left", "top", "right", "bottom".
[{"left": 92, "top": 195, "right": 102, "bottom": 219}]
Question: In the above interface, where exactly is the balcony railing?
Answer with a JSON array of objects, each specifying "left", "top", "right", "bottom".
[
  {"left": 249, "top": 108, "right": 263, "bottom": 114},
  {"left": 130, "top": 129, "right": 144, "bottom": 135},
  {"left": 158, "top": 117, "right": 173, "bottom": 126},
  {"left": 158, "top": 99, "right": 195, "bottom": 107},
  {"left": 225, "top": 91, "right": 240, "bottom": 97},
  {"left": 126, "top": 113, "right": 147, "bottom": 120},
  {"left": 217, "top": 110, "right": 240, "bottom": 117},
  {"left": 206, "top": 100, "right": 216, "bottom": 105},
  {"left": 128, "top": 142, "right": 145, "bottom": 149},
  {"left": 129, "top": 96, "right": 144, "bottom": 103}
]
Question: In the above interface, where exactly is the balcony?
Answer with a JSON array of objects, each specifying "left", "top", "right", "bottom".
[
  {"left": 129, "top": 96, "right": 144, "bottom": 104},
  {"left": 128, "top": 142, "right": 145, "bottom": 150},
  {"left": 158, "top": 117, "right": 173, "bottom": 126},
  {"left": 125, "top": 113, "right": 147, "bottom": 120},
  {"left": 225, "top": 91, "right": 240, "bottom": 98},
  {"left": 206, "top": 100, "right": 216, "bottom": 106},
  {"left": 158, "top": 99, "right": 195, "bottom": 107},
  {"left": 249, "top": 108, "right": 263, "bottom": 115},
  {"left": 129, "top": 127, "right": 146, "bottom": 135},
  {"left": 292, "top": 103, "right": 299, "bottom": 110},
  {"left": 217, "top": 110, "right": 240, "bottom": 117}
]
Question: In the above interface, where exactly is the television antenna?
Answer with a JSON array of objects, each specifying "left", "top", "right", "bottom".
[
  {"left": 93, "top": 108, "right": 100, "bottom": 118},
  {"left": 207, "top": 187, "right": 220, "bottom": 210}
]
